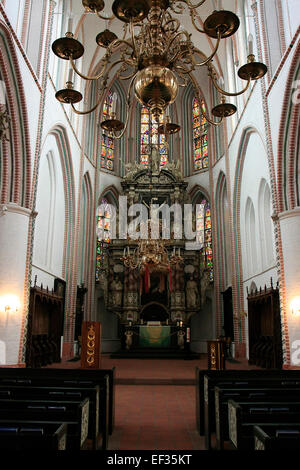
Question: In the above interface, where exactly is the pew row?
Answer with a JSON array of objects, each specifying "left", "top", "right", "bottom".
[
  {"left": 0, "top": 384, "right": 103, "bottom": 450},
  {"left": 253, "top": 424, "right": 300, "bottom": 450},
  {"left": 195, "top": 368, "right": 300, "bottom": 449},
  {"left": 0, "top": 422, "right": 68, "bottom": 451},
  {"left": 214, "top": 386, "right": 300, "bottom": 450},
  {"left": 0, "top": 395, "right": 89, "bottom": 450},
  {"left": 0, "top": 367, "right": 115, "bottom": 436},
  {"left": 228, "top": 399, "right": 300, "bottom": 450}
]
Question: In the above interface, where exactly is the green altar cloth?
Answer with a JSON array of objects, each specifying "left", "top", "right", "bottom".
[{"left": 139, "top": 326, "right": 171, "bottom": 348}]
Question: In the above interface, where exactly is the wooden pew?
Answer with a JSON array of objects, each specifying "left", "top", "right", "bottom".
[
  {"left": 0, "top": 367, "right": 115, "bottom": 435},
  {"left": 0, "top": 384, "right": 102, "bottom": 450},
  {"left": 195, "top": 368, "right": 300, "bottom": 449},
  {"left": 228, "top": 399, "right": 300, "bottom": 450},
  {"left": 0, "top": 396, "right": 89, "bottom": 451},
  {"left": 0, "top": 422, "right": 68, "bottom": 451},
  {"left": 253, "top": 424, "right": 300, "bottom": 450},
  {"left": 214, "top": 386, "right": 300, "bottom": 450}
]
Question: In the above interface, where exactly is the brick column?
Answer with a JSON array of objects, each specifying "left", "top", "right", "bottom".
[
  {"left": 278, "top": 208, "right": 300, "bottom": 367},
  {"left": 0, "top": 203, "right": 31, "bottom": 365}
]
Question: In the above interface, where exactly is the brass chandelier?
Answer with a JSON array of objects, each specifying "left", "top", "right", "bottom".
[
  {"left": 52, "top": 0, "right": 267, "bottom": 136},
  {"left": 121, "top": 238, "right": 183, "bottom": 273}
]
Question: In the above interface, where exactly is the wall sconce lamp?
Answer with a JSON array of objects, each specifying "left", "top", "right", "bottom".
[
  {"left": 0, "top": 295, "right": 20, "bottom": 314},
  {"left": 290, "top": 297, "right": 300, "bottom": 316}
]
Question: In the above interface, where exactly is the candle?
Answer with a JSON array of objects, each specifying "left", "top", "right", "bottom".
[
  {"left": 0, "top": 80, "right": 6, "bottom": 106},
  {"left": 67, "top": 17, "right": 73, "bottom": 34},
  {"left": 248, "top": 33, "right": 253, "bottom": 55},
  {"left": 186, "top": 327, "right": 190, "bottom": 343},
  {"left": 112, "top": 92, "right": 117, "bottom": 115},
  {"left": 67, "top": 68, "right": 73, "bottom": 83},
  {"left": 180, "top": 321, "right": 183, "bottom": 327},
  {"left": 127, "top": 246, "right": 130, "bottom": 255},
  {"left": 123, "top": 248, "right": 126, "bottom": 256}
]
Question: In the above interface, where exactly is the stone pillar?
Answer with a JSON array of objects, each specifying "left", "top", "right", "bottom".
[
  {"left": 0, "top": 203, "right": 31, "bottom": 366},
  {"left": 278, "top": 208, "right": 300, "bottom": 367}
]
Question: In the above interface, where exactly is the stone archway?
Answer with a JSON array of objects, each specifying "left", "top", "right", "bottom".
[{"left": 140, "top": 302, "right": 169, "bottom": 323}]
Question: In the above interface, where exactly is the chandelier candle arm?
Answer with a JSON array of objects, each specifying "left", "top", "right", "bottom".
[
  {"left": 96, "top": 11, "right": 115, "bottom": 21},
  {"left": 209, "top": 63, "right": 251, "bottom": 97},
  {"left": 188, "top": 71, "right": 224, "bottom": 126},
  {"left": 189, "top": 31, "right": 222, "bottom": 67},
  {"left": 106, "top": 72, "right": 137, "bottom": 139},
  {"left": 69, "top": 55, "right": 109, "bottom": 81},
  {"left": 71, "top": 83, "right": 108, "bottom": 115},
  {"left": 182, "top": 0, "right": 208, "bottom": 9},
  {"left": 129, "top": 19, "right": 139, "bottom": 62},
  {"left": 190, "top": 9, "right": 205, "bottom": 34}
]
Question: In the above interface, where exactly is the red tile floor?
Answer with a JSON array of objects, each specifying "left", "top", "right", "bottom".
[{"left": 48, "top": 354, "right": 260, "bottom": 450}]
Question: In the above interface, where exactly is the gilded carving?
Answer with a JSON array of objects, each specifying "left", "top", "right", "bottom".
[
  {"left": 228, "top": 402, "right": 237, "bottom": 448},
  {"left": 254, "top": 436, "right": 265, "bottom": 451},
  {"left": 80, "top": 400, "right": 90, "bottom": 448},
  {"left": 58, "top": 433, "right": 67, "bottom": 450},
  {"left": 204, "top": 376, "right": 209, "bottom": 404},
  {"left": 215, "top": 389, "right": 220, "bottom": 441},
  {"left": 86, "top": 325, "right": 96, "bottom": 366}
]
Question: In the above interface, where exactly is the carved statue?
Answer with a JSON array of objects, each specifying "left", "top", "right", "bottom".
[
  {"left": 151, "top": 146, "right": 161, "bottom": 173},
  {"left": 111, "top": 274, "right": 123, "bottom": 307},
  {"left": 200, "top": 270, "right": 211, "bottom": 306},
  {"left": 124, "top": 163, "right": 137, "bottom": 180},
  {"left": 125, "top": 329, "right": 133, "bottom": 350},
  {"left": 186, "top": 275, "right": 199, "bottom": 309},
  {"left": 177, "top": 329, "right": 185, "bottom": 349}
]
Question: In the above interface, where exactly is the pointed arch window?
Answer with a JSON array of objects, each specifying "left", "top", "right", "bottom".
[
  {"left": 193, "top": 98, "right": 208, "bottom": 171},
  {"left": 140, "top": 106, "right": 168, "bottom": 167},
  {"left": 196, "top": 198, "right": 213, "bottom": 281},
  {"left": 100, "top": 91, "right": 115, "bottom": 171},
  {"left": 96, "top": 198, "right": 111, "bottom": 281}
]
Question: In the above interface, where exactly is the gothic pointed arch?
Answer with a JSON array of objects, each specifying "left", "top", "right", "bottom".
[
  {"left": 277, "top": 42, "right": 300, "bottom": 212},
  {"left": 0, "top": 20, "right": 32, "bottom": 208}
]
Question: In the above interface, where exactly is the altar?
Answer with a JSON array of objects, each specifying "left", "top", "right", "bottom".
[
  {"left": 139, "top": 325, "right": 171, "bottom": 348},
  {"left": 120, "top": 323, "right": 188, "bottom": 351}
]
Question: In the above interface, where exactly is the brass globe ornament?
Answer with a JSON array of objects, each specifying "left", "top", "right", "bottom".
[{"left": 134, "top": 66, "right": 179, "bottom": 119}]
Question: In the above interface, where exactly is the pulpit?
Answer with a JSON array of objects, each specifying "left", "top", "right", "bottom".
[{"left": 207, "top": 339, "right": 226, "bottom": 370}]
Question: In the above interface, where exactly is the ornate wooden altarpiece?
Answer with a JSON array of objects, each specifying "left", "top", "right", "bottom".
[{"left": 97, "top": 163, "right": 212, "bottom": 339}]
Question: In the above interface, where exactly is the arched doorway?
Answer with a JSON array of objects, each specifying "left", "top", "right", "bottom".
[{"left": 140, "top": 302, "right": 169, "bottom": 323}]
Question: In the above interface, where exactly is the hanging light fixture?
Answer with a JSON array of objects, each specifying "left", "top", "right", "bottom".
[{"left": 52, "top": 0, "right": 267, "bottom": 137}]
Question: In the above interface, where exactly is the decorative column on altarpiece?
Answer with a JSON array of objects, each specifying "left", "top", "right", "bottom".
[
  {"left": 123, "top": 267, "right": 139, "bottom": 323},
  {"left": 170, "top": 263, "right": 185, "bottom": 323}
]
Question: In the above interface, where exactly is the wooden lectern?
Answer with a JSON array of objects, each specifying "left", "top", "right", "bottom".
[
  {"left": 207, "top": 339, "right": 226, "bottom": 370},
  {"left": 81, "top": 321, "right": 101, "bottom": 369}
]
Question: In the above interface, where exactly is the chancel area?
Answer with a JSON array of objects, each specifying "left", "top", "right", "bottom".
[{"left": 0, "top": 0, "right": 299, "bottom": 452}]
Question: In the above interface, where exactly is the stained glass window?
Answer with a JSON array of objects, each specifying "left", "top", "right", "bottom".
[
  {"left": 193, "top": 98, "right": 208, "bottom": 171},
  {"left": 196, "top": 199, "right": 213, "bottom": 281},
  {"left": 96, "top": 198, "right": 111, "bottom": 282},
  {"left": 140, "top": 107, "right": 168, "bottom": 167},
  {"left": 100, "top": 91, "right": 115, "bottom": 171}
]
